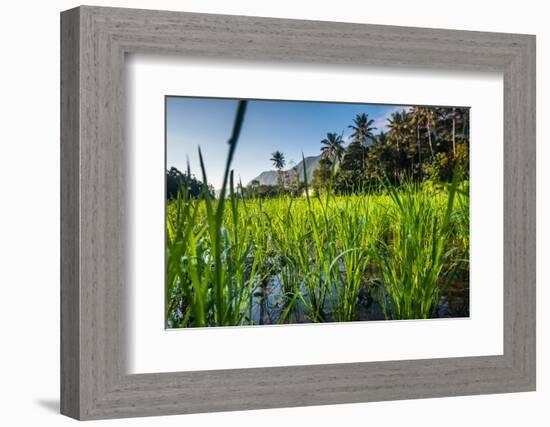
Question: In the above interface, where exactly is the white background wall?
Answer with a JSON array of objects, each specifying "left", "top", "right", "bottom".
[{"left": 0, "top": 0, "right": 547, "bottom": 425}]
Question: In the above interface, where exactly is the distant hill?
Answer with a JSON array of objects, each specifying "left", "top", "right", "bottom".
[{"left": 249, "top": 155, "right": 322, "bottom": 186}]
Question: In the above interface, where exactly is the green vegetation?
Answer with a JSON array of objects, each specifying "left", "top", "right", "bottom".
[
  {"left": 166, "top": 101, "right": 470, "bottom": 328},
  {"left": 270, "top": 150, "right": 286, "bottom": 188}
]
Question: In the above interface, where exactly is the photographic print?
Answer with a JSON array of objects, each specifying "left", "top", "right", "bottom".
[{"left": 165, "top": 97, "right": 470, "bottom": 328}]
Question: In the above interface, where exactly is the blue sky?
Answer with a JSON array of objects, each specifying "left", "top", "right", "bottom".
[{"left": 166, "top": 97, "right": 410, "bottom": 189}]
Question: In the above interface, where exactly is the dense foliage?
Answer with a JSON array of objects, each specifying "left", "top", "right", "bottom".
[
  {"left": 166, "top": 180, "right": 469, "bottom": 327},
  {"left": 320, "top": 106, "right": 469, "bottom": 194},
  {"left": 166, "top": 166, "right": 214, "bottom": 199}
]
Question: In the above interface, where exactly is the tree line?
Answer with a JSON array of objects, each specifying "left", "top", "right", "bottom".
[
  {"left": 166, "top": 166, "right": 215, "bottom": 199},
  {"left": 312, "top": 106, "right": 469, "bottom": 194},
  {"left": 251, "top": 106, "right": 469, "bottom": 197}
]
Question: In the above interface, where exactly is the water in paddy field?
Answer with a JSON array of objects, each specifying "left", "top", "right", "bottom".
[{"left": 247, "top": 274, "right": 470, "bottom": 326}]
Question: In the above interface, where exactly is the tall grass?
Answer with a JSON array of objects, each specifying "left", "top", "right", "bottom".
[
  {"left": 167, "top": 190, "right": 468, "bottom": 326},
  {"left": 371, "top": 175, "right": 462, "bottom": 320}
]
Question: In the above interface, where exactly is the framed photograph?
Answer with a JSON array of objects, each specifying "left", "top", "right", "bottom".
[
  {"left": 61, "top": 6, "right": 536, "bottom": 420},
  {"left": 164, "top": 97, "right": 471, "bottom": 329}
]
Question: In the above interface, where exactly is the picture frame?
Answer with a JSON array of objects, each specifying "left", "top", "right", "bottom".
[{"left": 60, "top": 5, "right": 536, "bottom": 420}]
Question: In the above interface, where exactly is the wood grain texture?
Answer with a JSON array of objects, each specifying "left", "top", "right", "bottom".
[
  {"left": 60, "top": 5, "right": 536, "bottom": 420},
  {"left": 60, "top": 7, "right": 80, "bottom": 419}
]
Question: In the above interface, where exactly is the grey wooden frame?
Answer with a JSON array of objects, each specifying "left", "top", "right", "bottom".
[{"left": 60, "top": 5, "right": 536, "bottom": 421}]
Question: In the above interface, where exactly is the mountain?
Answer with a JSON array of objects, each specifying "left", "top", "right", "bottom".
[{"left": 249, "top": 155, "right": 322, "bottom": 186}]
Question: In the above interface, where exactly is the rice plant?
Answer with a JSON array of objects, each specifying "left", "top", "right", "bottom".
[{"left": 371, "top": 173, "right": 465, "bottom": 320}]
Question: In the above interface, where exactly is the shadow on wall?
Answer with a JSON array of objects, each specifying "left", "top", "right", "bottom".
[{"left": 35, "top": 399, "right": 59, "bottom": 414}]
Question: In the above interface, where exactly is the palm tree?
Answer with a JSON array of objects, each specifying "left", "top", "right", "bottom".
[
  {"left": 421, "top": 108, "right": 435, "bottom": 158},
  {"left": 320, "top": 132, "right": 345, "bottom": 162},
  {"left": 427, "top": 109, "right": 436, "bottom": 157},
  {"left": 348, "top": 113, "right": 377, "bottom": 148},
  {"left": 447, "top": 107, "right": 463, "bottom": 159},
  {"left": 411, "top": 107, "right": 436, "bottom": 158},
  {"left": 451, "top": 107, "right": 456, "bottom": 158},
  {"left": 408, "top": 108, "right": 424, "bottom": 166},
  {"left": 348, "top": 113, "right": 376, "bottom": 170},
  {"left": 387, "top": 110, "right": 407, "bottom": 149},
  {"left": 270, "top": 150, "right": 286, "bottom": 188},
  {"left": 434, "top": 107, "right": 467, "bottom": 160}
]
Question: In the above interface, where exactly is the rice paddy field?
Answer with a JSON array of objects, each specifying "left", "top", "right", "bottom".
[{"left": 165, "top": 179, "right": 470, "bottom": 328}]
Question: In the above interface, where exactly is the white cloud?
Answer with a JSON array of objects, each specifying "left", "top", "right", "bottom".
[{"left": 371, "top": 105, "right": 407, "bottom": 133}]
